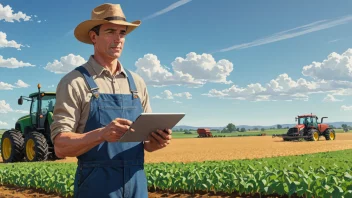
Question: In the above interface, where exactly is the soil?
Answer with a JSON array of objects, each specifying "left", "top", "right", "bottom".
[{"left": 0, "top": 133, "right": 351, "bottom": 197}]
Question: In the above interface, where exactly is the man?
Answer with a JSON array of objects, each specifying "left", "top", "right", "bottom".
[{"left": 50, "top": 3, "right": 172, "bottom": 198}]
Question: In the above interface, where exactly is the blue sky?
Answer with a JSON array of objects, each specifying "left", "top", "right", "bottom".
[{"left": 0, "top": 0, "right": 352, "bottom": 128}]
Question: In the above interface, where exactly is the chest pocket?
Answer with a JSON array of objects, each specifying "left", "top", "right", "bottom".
[{"left": 98, "top": 98, "right": 137, "bottom": 127}]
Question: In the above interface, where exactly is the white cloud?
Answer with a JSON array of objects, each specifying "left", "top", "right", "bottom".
[
  {"left": 0, "top": 80, "right": 30, "bottom": 90},
  {"left": 323, "top": 94, "right": 343, "bottom": 102},
  {"left": 203, "top": 49, "right": 352, "bottom": 102},
  {"left": 203, "top": 73, "right": 352, "bottom": 102},
  {"left": 135, "top": 52, "right": 233, "bottom": 87},
  {"left": 143, "top": 0, "right": 191, "bottom": 21},
  {"left": 153, "top": 90, "right": 192, "bottom": 100},
  {"left": 44, "top": 54, "right": 86, "bottom": 74},
  {"left": 0, "top": 82, "right": 15, "bottom": 90},
  {"left": 341, "top": 105, "right": 352, "bottom": 111},
  {"left": 302, "top": 48, "right": 352, "bottom": 81},
  {"left": 0, "top": 32, "right": 26, "bottom": 50},
  {"left": 0, "top": 3, "right": 31, "bottom": 22},
  {"left": 14, "top": 110, "right": 29, "bottom": 114},
  {"left": 0, "top": 100, "right": 12, "bottom": 113},
  {"left": 174, "top": 92, "right": 192, "bottom": 99},
  {"left": 15, "top": 80, "right": 30, "bottom": 88},
  {"left": 214, "top": 15, "right": 352, "bottom": 53},
  {"left": 0, "top": 100, "right": 28, "bottom": 114},
  {"left": 0, "top": 55, "right": 34, "bottom": 68},
  {"left": 0, "top": 121, "right": 8, "bottom": 126}
]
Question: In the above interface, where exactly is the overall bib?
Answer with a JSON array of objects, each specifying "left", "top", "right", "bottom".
[{"left": 73, "top": 66, "right": 148, "bottom": 198}]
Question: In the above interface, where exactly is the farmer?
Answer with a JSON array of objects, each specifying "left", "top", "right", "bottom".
[{"left": 50, "top": 3, "right": 172, "bottom": 198}]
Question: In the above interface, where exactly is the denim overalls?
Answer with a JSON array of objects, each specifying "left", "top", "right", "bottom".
[{"left": 72, "top": 66, "right": 148, "bottom": 198}]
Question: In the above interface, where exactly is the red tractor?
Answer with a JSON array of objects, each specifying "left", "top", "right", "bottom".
[{"left": 272, "top": 114, "right": 336, "bottom": 141}]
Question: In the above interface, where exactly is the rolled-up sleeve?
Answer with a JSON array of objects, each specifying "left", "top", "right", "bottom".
[{"left": 50, "top": 78, "right": 82, "bottom": 143}]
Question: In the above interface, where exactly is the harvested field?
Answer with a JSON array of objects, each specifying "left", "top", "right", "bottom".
[{"left": 48, "top": 133, "right": 352, "bottom": 164}]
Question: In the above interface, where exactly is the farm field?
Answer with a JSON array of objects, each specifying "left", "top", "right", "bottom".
[{"left": 0, "top": 133, "right": 351, "bottom": 197}]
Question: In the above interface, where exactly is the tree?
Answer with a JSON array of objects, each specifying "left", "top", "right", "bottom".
[
  {"left": 277, "top": 124, "right": 282, "bottom": 129},
  {"left": 261, "top": 128, "right": 265, "bottom": 131},
  {"left": 226, "top": 123, "right": 236, "bottom": 132},
  {"left": 240, "top": 128, "right": 246, "bottom": 132}
]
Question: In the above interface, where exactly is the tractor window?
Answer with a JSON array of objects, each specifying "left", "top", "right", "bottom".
[{"left": 41, "top": 95, "right": 56, "bottom": 114}]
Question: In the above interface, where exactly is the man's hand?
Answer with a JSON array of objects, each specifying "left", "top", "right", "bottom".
[
  {"left": 144, "top": 129, "right": 172, "bottom": 152},
  {"left": 99, "top": 118, "right": 134, "bottom": 142}
]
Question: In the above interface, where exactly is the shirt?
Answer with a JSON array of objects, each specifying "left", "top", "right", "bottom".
[{"left": 50, "top": 55, "right": 152, "bottom": 143}]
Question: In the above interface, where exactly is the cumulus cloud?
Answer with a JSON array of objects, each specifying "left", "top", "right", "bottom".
[
  {"left": 203, "top": 48, "right": 352, "bottom": 102},
  {"left": 0, "top": 32, "right": 26, "bottom": 50},
  {"left": 153, "top": 90, "right": 192, "bottom": 100},
  {"left": 203, "top": 73, "right": 352, "bottom": 102},
  {"left": 0, "top": 55, "right": 34, "bottom": 68},
  {"left": 0, "top": 100, "right": 28, "bottom": 114},
  {"left": 0, "top": 82, "right": 15, "bottom": 90},
  {"left": 0, "top": 3, "right": 31, "bottom": 22},
  {"left": 15, "top": 80, "right": 30, "bottom": 88},
  {"left": 341, "top": 105, "right": 352, "bottom": 111},
  {"left": 135, "top": 52, "right": 233, "bottom": 87},
  {"left": 0, "top": 100, "right": 12, "bottom": 113},
  {"left": 322, "top": 94, "right": 343, "bottom": 102},
  {"left": 302, "top": 48, "right": 352, "bottom": 81},
  {"left": 44, "top": 54, "right": 86, "bottom": 74},
  {"left": 0, "top": 121, "right": 8, "bottom": 126},
  {"left": 0, "top": 80, "right": 30, "bottom": 90}
]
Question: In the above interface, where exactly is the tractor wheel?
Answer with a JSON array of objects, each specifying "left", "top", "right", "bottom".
[
  {"left": 308, "top": 129, "right": 320, "bottom": 141},
  {"left": 1, "top": 130, "right": 24, "bottom": 163},
  {"left": 324, "top": 129, "right": 336, "bottom": 140},
  {"left": 24, "top": 132, "right": 49, "bottom": 162}
]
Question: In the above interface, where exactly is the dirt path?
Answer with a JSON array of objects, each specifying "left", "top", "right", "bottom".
[{"left": 0, "top": 133, "right": 351, "bottom": 197}]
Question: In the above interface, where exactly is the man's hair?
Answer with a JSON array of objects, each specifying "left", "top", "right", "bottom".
[{"left": 90, "top": 25, "right": 102, "bottom": 36}]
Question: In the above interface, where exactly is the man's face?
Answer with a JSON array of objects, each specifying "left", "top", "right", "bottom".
[{"left": 91, "top": 23, "right": 127, "bottom": 59}]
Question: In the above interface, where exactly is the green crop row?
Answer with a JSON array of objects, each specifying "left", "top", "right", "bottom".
[{"left": 0, "top": 150, "right": 351, "bottom": 198}]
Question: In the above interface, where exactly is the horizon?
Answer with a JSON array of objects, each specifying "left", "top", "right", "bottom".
[{"left": 1, "top": 0, "right": 352, "bottom": 128}]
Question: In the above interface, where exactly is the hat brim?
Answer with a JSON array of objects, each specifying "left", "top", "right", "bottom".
[{"left": 74, "top": 19, "right": 141, "bottom": 44}]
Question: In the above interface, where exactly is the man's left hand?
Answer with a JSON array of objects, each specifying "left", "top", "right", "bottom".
[{"left": 144, "top": 129, "right": 172, "bottom": 152}]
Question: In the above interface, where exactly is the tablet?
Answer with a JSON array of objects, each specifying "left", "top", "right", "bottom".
[{"left": 118, "top": 113, "right": 186, "bottom": 142}]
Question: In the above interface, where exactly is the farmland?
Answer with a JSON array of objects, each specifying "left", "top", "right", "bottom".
[{"left": 0, "top": 132, "right": 351, "bottom": 197}]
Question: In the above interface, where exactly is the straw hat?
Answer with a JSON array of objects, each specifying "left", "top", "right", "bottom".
[{"left": 74, "top": 3, "right": 141, "bottom": 44}]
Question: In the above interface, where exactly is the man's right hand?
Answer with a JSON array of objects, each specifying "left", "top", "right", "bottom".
[{"left": 99, "top": 118, "right": 134, "bottom": 142}]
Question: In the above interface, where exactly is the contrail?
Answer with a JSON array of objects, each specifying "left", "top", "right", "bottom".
[
  {"left": 143, "top": 0, "right": 192, "bottom": 21},
  {"left": 213, "top": 15, "right": 352, "bottom": 53}
]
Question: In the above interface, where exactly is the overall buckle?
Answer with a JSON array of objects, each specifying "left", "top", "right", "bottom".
[{"left": 132, "top": 90, "right": 138, "bottom": 99}]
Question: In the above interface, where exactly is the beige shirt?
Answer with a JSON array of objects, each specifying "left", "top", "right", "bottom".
[{"left": 50, "top": 55, "right": 152, "bottom": 143}]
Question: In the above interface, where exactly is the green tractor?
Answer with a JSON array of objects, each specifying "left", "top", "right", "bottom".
[{"left": 1, "top": 84, "right": 60, "bottom": 163}]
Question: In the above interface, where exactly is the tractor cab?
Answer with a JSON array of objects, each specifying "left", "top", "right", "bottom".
[
  {"left": 296, "top": 115, "right": 318, "bottom": 129},
  {"left": 18, "top": 84, "right": 56, "bottom": 133}
]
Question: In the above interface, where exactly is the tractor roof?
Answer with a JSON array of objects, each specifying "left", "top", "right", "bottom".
[
  {"left": 298, "top": 114, "right": 316, "bottom": 117},
  {"left": 29, "top": 91, "right": 56, "bottom": 98}
]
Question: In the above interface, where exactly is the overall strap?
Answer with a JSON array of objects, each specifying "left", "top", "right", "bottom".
[
  {"left": 124, "top": 69, "right": 138, "bottom": 98},
  {"left": 75, "top": 66, "right": 100, "bottom": 98}
]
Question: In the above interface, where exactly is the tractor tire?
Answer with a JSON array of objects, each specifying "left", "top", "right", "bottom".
[
  {"left": 324, "top": 129, "right": 336, "bottom": 140},
  {"left": 307, "top": 129, "right": 320, "bottom": 141},
  {"left": 24, "top": 132, "right": 49, "bottom": 162},
  {"left": 1, "top": 130, "right": 24, "bottom": 163}
]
